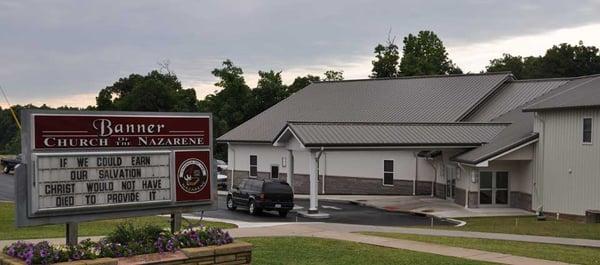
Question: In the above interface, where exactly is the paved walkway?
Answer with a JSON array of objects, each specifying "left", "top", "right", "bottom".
[{"left": 293, "top": 193, "right": 534, "bottom": 218}]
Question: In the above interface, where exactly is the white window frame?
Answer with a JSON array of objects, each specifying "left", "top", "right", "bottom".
[
  {"left": 249, "top": 154, "right": 258, "bottom": 178},
  {"left": 582, "top": 117, "right": 593, "bottom": 145},
  {"left": 383, "top": 159, "right": 394, "bottom": 186}
]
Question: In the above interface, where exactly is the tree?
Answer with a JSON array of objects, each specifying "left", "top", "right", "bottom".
[
  {"left": 288, "top": 75, "right": 320, "bottom": 94},
  {"left": 399, "top": 31, "right": 462, "bottom": 76},
  {"left": 486, "top": 54, "right": 543, "bottom": 79},
  {"left": 323, "top": 70, "right": 344, "bottom": 81},
  {"left": 371, "top": 34, "right": 400, "bottom": 78},
  {"left": 96, "top": 70, "right": 198, "bottom": 112},
  {"left": 247, "top": 70, "right": 288, "bottom": 116},
  {"left": 198, "top": 60, "right": 253, "bottom": 159},
  {"left": 486, "top": 41, "right": 600, "bottom": 79},
  {"left": 540, "top": 42, "right": 600, "bottom": 78}
]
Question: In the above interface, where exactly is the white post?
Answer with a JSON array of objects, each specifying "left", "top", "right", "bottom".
[
  {"left": 309, "top": 150, "right": 319, "bottom": 213},
  {"left": 287, "top": 150, "right": 294, "bottom": 189}
]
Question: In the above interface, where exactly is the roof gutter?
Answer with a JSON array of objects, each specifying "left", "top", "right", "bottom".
[{"left": 469, "top": 138, "right": 539, "bottom": 167}]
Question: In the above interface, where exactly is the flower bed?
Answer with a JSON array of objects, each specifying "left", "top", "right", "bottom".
[{"left": 0, "top": 224, "right": 248, "bottom": 265}]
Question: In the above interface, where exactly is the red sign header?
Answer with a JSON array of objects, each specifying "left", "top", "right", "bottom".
[{"left": 33, "top": 114, "right": 210, "bottom": 150}]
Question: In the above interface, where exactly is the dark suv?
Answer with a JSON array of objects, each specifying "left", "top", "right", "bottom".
[{"left": 226, "top": 179, "right": 294, "bottom": 217}]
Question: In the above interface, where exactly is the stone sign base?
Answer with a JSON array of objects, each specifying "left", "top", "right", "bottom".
[{"left": 0, "top": 242, "right": 252, "bottom": 265}]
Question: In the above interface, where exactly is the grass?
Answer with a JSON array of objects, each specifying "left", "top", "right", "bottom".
[
  {"left": 0, "top": 202, "right": 237, "bottom": 240},
  {"left": 428, "top": 216, "right": 600, "bottom": 240},
  {"left": 242, "top": 236, "right": 496, "bottom": 265},
  {"left": 360, "top": 232, "right": 600, "bottom": 265}
]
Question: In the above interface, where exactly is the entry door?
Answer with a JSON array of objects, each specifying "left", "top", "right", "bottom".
[
  {"left": 479, "top": 171, "right": 509, "bottom": 206},
  {"left": 445, "top": 166, "right": 457, "bottom": 200},
  {"left": 271, "top": 165, "right": 279, "bottom": 178}
]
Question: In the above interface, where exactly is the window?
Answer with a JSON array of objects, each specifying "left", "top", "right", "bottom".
[
  {"left": 583, "top": 118, "right": 593, "bottom": 144},
  {"left": 383, "top": 160, "right": 394, "bottom": 186},
  {"left": 249, "top": 155, "right": 257, "bottom": 177},
  {"left": 271, "top": 165, "right": 279, "bottom": 178}
]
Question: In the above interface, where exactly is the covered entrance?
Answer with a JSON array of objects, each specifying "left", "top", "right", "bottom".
[{"left": 479, "top": 171, "right": 508, "bottom": 206}]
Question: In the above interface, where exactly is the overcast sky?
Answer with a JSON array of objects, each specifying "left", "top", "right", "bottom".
[{"left": 2, "top": 0, "right": 600, "bottom": 108}]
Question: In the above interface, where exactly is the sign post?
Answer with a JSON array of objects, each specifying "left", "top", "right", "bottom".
[{"left": 16, "top": 110, "right": 215, "bottom": 244}]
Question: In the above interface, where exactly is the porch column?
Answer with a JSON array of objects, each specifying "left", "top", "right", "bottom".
[
  {"left": 287, "top": 150, "right": 294, "bottom": 189},
  {"left": 308, "top": 150, "right": 319, "bottom": 213}
]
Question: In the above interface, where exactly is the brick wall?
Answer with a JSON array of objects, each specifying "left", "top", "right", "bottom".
[
  {"left": 226, "top": 169, "right": 446, "bottom": 196},
  {"left": 454, "top": 187, "right": 466, "bottom": 206},
  {"left": 468, "top": 191, "right": 479, "bottom": 208},
  {"left": 0, "top": 242, "right": 252, "bottom": 265},
  {"left": 435, "top": 183, "right": 446, "bottom": 199},
  {"left": 510, "top": 191, "right": 532, "bottom": 211}
]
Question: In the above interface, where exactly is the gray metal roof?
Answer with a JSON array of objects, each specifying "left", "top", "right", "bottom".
[
  {"left": 282, "top": 122, "right": 509, "bottom": 147},
  {"left": 453, "top": 109, "right": 537, "bottom": 164},
  {"left": 454, "top": 75, "right": 600, "bottom": 164},
  {"left": 523, "top": 75, "right": 600, "bottom": 112},
  {"left": 465, "top": 79, "right": 569, "bottom": 122},
  {"left": 218, "top": 73, "right": 512, "bottom": 142}
]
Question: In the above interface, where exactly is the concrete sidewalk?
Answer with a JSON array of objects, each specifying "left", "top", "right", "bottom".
[{"left": 292, "top": 193, "right": 534, "bottom": 218}]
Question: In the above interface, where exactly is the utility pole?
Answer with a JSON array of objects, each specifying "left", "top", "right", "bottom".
[{"left": 0, "top": 85, "right": 21, "bottom": 130}]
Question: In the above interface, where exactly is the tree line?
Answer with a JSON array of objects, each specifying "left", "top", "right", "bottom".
[{"left": 2, "top": 30, "right": 600, "bottom": 159}]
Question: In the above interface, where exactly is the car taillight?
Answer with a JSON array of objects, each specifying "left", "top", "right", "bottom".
[{"left": 259, "top": 193, "right": 266, "bottom": 200}]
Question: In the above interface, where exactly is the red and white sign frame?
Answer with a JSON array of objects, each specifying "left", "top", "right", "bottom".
[{"left": 16, "top": 110, "right": 216, "bottom": 227}]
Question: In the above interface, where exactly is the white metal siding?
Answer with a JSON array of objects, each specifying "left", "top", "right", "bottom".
[{"left": 538, "top": 109, "right": 600, "bottom": 215}]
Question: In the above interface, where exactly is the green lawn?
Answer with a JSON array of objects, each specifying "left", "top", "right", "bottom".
[
  {"left": 360, "top": 232, "right": 600, "bottom": 265},
  {"left": 242, "top": 237, "right": 496, "bottom": 265},
  {"left": 0, "top": 202, "right": 236, "bottom": 240},
  {"left": 431, "top": 216, "right": 600, "bottom": 240}
]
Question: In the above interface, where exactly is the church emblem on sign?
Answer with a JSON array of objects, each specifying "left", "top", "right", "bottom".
[{"left": 177, "top": 158, "right": 208, "bottom": 194}]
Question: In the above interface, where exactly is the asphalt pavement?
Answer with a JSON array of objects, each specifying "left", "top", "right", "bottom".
[
  {"left": 0, "top": 173, "right": 14, "bottom": 201},
  {"left": 0, "top": 172, "right": 450, "bottom": 227},
  {"left": 197, "top": 194, "right": 451, "bottom": 227}
]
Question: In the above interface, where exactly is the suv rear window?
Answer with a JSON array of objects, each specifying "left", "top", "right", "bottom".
[{"left": 262, "top": 182, "right": 292, "bottom": 193}]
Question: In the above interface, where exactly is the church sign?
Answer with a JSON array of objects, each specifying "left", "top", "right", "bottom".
[{"left": 16, "top": 110, "right": 215, "bottom": 226}]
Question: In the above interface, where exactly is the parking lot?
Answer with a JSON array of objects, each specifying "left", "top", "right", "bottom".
[
  {"left": 0, "top": 173, "right": 14, "bottom": 201},
  {"left": 0, "top": 173, "right": 450, "bottom": 227},
  {"left": 199, "top": 194, "right": 450, "bottom": 227}
]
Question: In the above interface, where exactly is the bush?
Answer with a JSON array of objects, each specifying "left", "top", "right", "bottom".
[{"left": 2, "top": 223, "right": 234, "bottom": 264}]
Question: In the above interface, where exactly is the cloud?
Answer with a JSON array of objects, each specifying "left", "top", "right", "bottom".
[
  {"left": 448, "top": 23, "right": 600, "bottom": 73},
  {"left": 2, "top": 0, "right": 600, "bottom": 107}
]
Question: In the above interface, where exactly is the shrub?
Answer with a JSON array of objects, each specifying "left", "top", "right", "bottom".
[{"left": 2, "top": 223, "right": 234, "bottom": 264}]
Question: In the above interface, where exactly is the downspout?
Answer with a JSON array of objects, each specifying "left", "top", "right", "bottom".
[
  {"left": 315, "top": 147, "right": 325, "bottom": 194},
  {"left": 321, "top": 151, "right": 326, "bottom": 194},
  {"left": 457, "top": 163, "right": 468, "bottom": 208},
  {"left": 534, "top": 113, "right": 545, "bottom": 215},
  {"left": 228, "top": 142, "right": 235, "bottom": 189},
  {"left": 413, "top": 152, "right": 418, "bottom": 195},
  {"left": 426, "top": 158, "right": 437, "bottom": 197}
]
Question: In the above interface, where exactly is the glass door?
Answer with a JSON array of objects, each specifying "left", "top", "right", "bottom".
[
  {"left": 495, "top": 172, "right": 508, "bottom": 205},
  {"left": 479, "top": 171, "right": 509, "bottom": 206}
]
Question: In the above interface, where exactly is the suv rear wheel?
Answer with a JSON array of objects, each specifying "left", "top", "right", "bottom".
[
  {"left": 226, "top": 196, "right": 236, "bottom": 210},
  {"left": 248, "top": 200, "right": 261, "bottom": 215}
]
